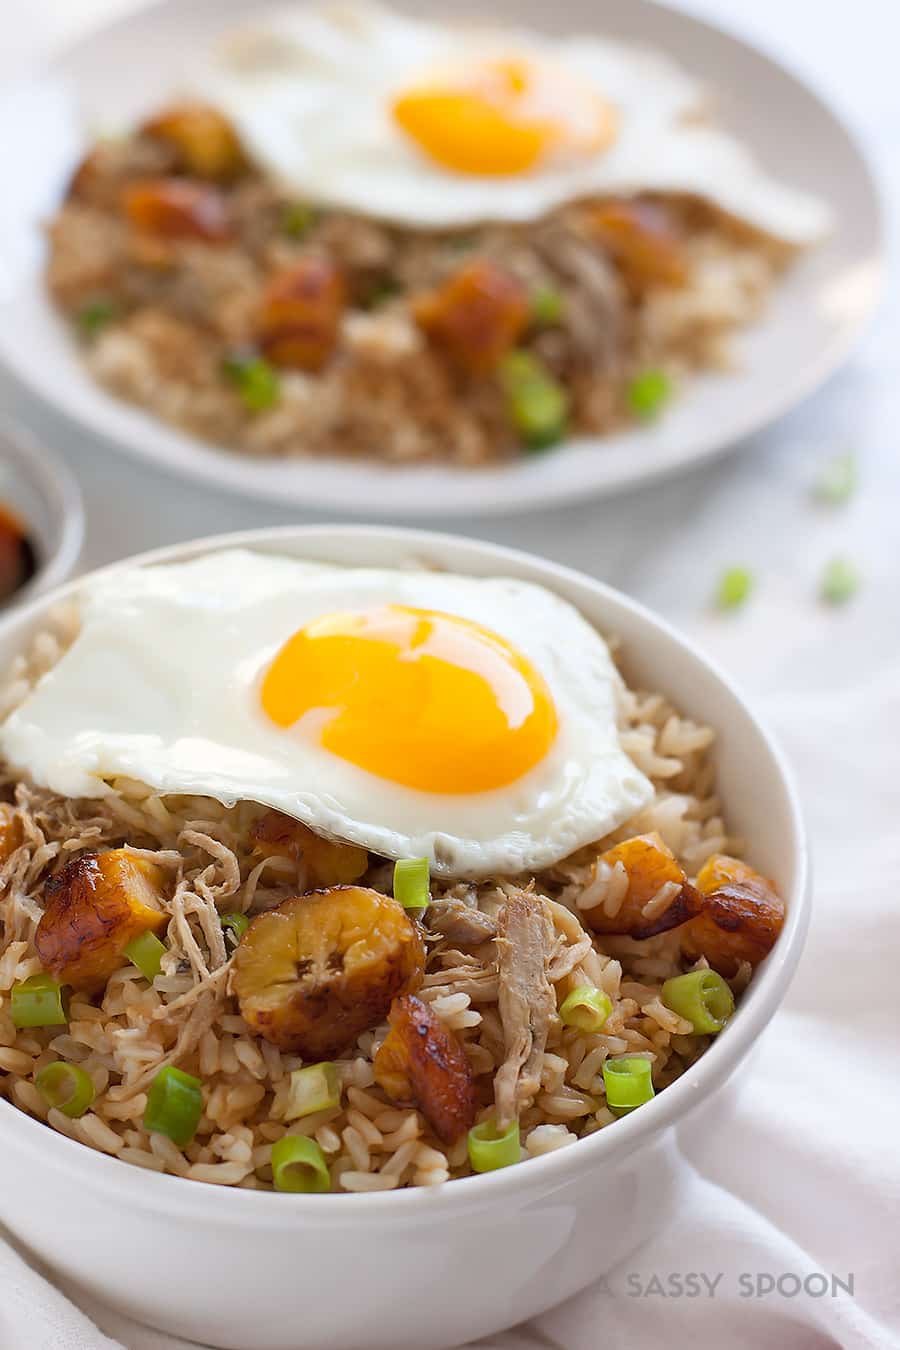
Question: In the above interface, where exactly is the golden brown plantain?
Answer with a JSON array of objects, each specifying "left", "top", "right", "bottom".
[
  {"left": 122, "top": 178, "right": 231, "bottom": 242},
  {"left": 251, "top": 810, "right": 368, "bottom": 887},
  {"left": 414, "top": 259, "right": 530, "bottom": 376},
  {"left": 0, "top": 807, "right": 23, "bottom": 865},
  {"left": 35, "top": 850, "right": 168, "bottom": 991},
  {"left": 256, "top": 258, "right": 346, "bottom": 372},
  {"left": 232, "top": 886, "right": 424, "bottom": 1058},
  {"left": 581, "top": 831, "right": 701, "bottom": 939},
  {"left": 142, "top": 103, "right": 246, "bottom": 181},
  {"left": 373, "top": 993, "right": 477, "bottom": 1144},
  {"left": 681, "top": 855, "right": 785, "bottom": 975},
  {"left": 588, "top": 199, "right": 688, "bottom": 296}
]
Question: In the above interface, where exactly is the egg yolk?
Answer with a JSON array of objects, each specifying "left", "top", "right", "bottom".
[
  {"left": 260, "top": 605, "right": 558, "bottom": 794},
  {"left": 393, "top": 57, "right": 617, "bottom": 176}
]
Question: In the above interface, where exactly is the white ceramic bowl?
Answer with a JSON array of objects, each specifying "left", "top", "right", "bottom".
[
  {"left": 0, "top": 0, "right": 883, "bottom": 515},
  {"left": 0, "top": 526, "right": 809, "bottom": 1350},
  {"left": 0, "top": 421, "right": 84, "bottom": 605}
]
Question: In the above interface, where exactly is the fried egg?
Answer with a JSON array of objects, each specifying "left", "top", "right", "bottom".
[
  {"left": 0, "top": 550, "right": 653, "bottom": 878},
  {"left": 194, "top": 1, "right": 830, "bottom": 241}
]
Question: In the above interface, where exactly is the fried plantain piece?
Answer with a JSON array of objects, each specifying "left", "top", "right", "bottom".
[
  {"left": 373, "top": 993, "right": 477, "bottom": 1144},
  {"left": 250, "top": 810, "right": 368, "bottom": 887},
  {"left": 414, "top": 259, "right": 530, "bottom": 376},
  {"left": 122, "top": 178, "right": 231, "bottom": 242},
  {"left": 581, "top": 831, "right": 701, "bottom": 939},
  {"left": 142, "top": 103, "right": 246, "bottom": 181},
  {"left": 232, "top": 886, "right": 424, "bottom": 1058},
  {"left": 681, "top": 855, "right": 785, "bottom": 975},
  {"left": 256, "top": 257, "right": 346, "bottom": 371},
  {"left": 35, "top": 850, "right": 168, "bottom": 991}
]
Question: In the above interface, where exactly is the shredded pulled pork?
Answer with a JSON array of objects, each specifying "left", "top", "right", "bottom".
[
  {"left": 426, "top": 895, "right": 498, "bottom": 946},
  {"left": 493, "top": 888, "right": 557, "bottom": 1129}
]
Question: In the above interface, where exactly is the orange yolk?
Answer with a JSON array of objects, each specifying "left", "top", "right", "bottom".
[
  {"left": 260, "top": 605, "right": 558, "bottom": 794},
  {"left": 393, "top": 57, "right": 617, "bottom": 176}
]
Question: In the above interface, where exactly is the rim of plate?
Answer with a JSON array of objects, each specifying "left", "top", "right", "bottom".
[
  {"left": 0, "top": 0, "right": 885, "bottom": 515},
  {"left": 0, "top": 524, "right": 810, "bottom": 1221}
]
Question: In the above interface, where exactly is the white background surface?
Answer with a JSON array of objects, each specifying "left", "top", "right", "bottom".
[{"left": 1, "top": 2, "right": 899, "bottom": 1349}]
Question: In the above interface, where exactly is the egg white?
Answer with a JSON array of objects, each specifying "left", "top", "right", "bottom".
[
  {"left": 192, "top": 1, "right": 831, "bottom": 242},
  {"left": 0, "top": 549, "right": 653, "bottom": 878}
]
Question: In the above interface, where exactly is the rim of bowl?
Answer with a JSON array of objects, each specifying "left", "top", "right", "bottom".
[
  {"left": 0, "top": 420, "right": 84, "bottom": 604},
  {"left": 0, "top": 524, "right": 810, "bottom": 1223}
]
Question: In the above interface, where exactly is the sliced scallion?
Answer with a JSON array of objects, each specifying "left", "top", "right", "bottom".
[
  {"left": 271, "top": 1134, "right": 331, "bottom": 1193},
  {"left": 814, "top": 451, "right": 858, "bottom": 505},
  {"left": 467, "top": 1118, "right": 520, "bottom": 1173},
  {"left": 661, "top": 969, "right": 734, "bottom": 1034},
  {"left": 220, "top": 911, "right": 250, "bottom": 945},
  {"left": 627, "top": 368, "right": 672, "bottom": 420},
  {"left": 393, "top": 857, "right": 430, "bottom": 911},
  {"left": 559, "top": 986, "right": 613, "bottom": 1033},
  {"left": 222, "top": 352, "right": 280, "bottom": 413},
  {"left": 821, "top": 557, "right": 860, "bottom": 605},
  {"left": 10, "top": 974, "right": 68, "bottom": 1029},
  {"left": 124, "top": 930, "right": 166, "bottom": 981},
  {"left": 602, "top": 1056, "right": 655, "bottom": 1114},
  {"left": 285, "top": 1062, "right": 341, "bottom": 1121},
  {"left": 143, "top": 1065, "right": 203, "bottom": 1146},
  {"left": 35, "top": 1061, "right": 95, "bottom": 1119},
  {"left": 716, "top": 566, "right": 753, "bottom": 611}
]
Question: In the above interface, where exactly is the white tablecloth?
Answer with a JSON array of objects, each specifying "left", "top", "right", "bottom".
[{"left": 1, "top": 2, "right": 898, "bottom": 1347}]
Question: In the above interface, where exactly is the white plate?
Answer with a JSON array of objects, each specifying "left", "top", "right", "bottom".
[{"left": 0, "top": 0, "right": 884, "bottom": 516}]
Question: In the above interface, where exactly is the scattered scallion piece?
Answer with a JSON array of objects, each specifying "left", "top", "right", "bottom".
[
  {"left": 393, "top": 857, "right": 430, "bottom": 911},
  {"left": 283, "top": 202, "right": 316, "bottom": 240},
  {"left": 10, "top": 974, "right": 68, "bottom": 1029},
  {"left": 627, "top": 368, "right": 672, "bottom": 421},
  {"left": 716, "top": 565, "right": 754, "bottom": 611},
  {"left": 661, "top": 969, "right": 734, "bottom": 1034},
  {"left": 285, "top": 1062, "right": 341, "bottom": 1121},
  {"left": 124, "top": 930, "right": 166, "bottom": 982},
  {"left": 467, "top": 1118, "right": 521, "bottom": 1173},
  {"left": 500, "top": 350, "right": 569, "bottom": 450},
  {"left": 271, "top": 1134, "right": 331, "bottom": 1193},
  {"left": 364, "top": 277, "right": 402, "bottom": 309},
  {"left": 220, "top": 911, "right": 250, "bottom": 944},
  {"left": 559, "top": 986, "right": 613, "bottom": 1033},
  {"left": 143, "top": 1065, "right": 203, "bottom": 1146},
  {"left": 821, "top": 557, "right": 861, "bottom": 605},
  {"left": 77, "top": 300, "right": 117, "bottom": 339},
  {"left": 222, "top": 352, "right": 280, "bottom": 413},
  {"left": 814, "top": 451, "right": 858, "bottom": 505},
  {"left": 602, "top": 1056, "right": 655, "bottom": 1114},
  {"left": 530, "top": 284, "right": 565, "bottom": 327},
  {"left": 35, "top": 1061, "right": 95, "bottom": 1119}
]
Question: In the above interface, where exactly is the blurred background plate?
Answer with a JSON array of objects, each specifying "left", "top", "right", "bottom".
[{"left": 0, "top": 0, "right": 884, "bottom": 517}]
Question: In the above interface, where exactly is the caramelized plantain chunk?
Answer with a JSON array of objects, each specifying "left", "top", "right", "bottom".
[
  {"left": 122, "top": 178, "right": 231, "bottom": 242},
  {"left": 256, "top": 257, "right": 345, "bottom": 371},
  {"left": 414, "top": 260, "right": 530, "bottom": 376},
  {"left": 373, "top": 994, "right": 476, "bottom": 1144},
  {"left": 233, "top": 887, "right": 424, "bottom": 1058},
  {"left": 695, "top": 853, "right": 775, "bottom": 897},
  {"left": 0, "top": 807, "right": 23, "bottom": 864},
  {"left": 589, "top": 199, "right": 687, "bottom": 296},
  {"left": 35, "top": 850, "right": 168, "bottom": 991},
  {"left": 682, "top": 874, "right": 785, "bottom": 977},
  {"left": 142, "top": 103, "right": 246, "bottom": 181},
  {"left": 581, "top": 831, "right": 701, "bottom": 939},
  {"left": 251, "top": 811, "right": 368, "bottom": 887}
]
